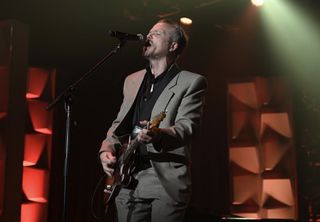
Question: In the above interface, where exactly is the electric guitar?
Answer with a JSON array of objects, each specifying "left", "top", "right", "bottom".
[{"left": 103, "top": 111, "right": 166, "bottom": 213}]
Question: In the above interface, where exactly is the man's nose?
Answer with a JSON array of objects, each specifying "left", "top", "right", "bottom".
[
  {"left": 147, "top": 31, "right": 157, "bottom": 39},
  {"left": 147, "top": 33, "right": 153, "bottom": 39}
]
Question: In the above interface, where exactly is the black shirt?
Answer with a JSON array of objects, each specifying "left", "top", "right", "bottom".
[{"left": 132, "top": 63, "right": 180, "bottom": 128}]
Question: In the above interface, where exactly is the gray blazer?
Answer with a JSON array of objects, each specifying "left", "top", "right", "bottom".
[{"left": 100, "top": 68, "right": 207, "bottom": 203}]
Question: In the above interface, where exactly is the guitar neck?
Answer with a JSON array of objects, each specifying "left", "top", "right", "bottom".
[
  {"left": 121, "top": 111, "right": 166, "bottom": 165},
  {"left": 122, "top": 138, "right": 140, "bottom": 164}
]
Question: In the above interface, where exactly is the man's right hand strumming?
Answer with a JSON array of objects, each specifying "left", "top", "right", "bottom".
[{"left": 100, "top": 151, "right": 116, "bottom": 177}]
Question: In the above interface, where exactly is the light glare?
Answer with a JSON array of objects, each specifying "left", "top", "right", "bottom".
[
  {"left": 251, "top": 0, "right": 264, "bottom": 7},
  {"left": 180, "top": 17, "right": 192, "bottom": 25}
]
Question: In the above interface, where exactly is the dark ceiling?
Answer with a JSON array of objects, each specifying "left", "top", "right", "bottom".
[
  {"left": 1, "top": 0, "right": 319, "bottom": 68},
  {"left": 0, "top": 0, "right": 253, "bottom": 66}
]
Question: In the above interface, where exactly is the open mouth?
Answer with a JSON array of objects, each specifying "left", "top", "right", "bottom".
[{"left": 144, "top": 40, "right": 151, "bottom": 47}]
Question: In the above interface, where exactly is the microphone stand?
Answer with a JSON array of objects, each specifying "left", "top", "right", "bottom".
[{"left": 46, "top": 40, "right": 127, "bottom": 222}]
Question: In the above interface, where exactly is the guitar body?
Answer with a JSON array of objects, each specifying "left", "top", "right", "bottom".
[
  {"left": 103, "top": 111, "right": 166, "bottom": 214},
  {"left": 103, "top": 144, "right": 136, "bottom": 208}
]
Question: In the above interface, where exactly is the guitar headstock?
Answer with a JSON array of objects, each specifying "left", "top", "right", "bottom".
[{"left": 148, "top": 111, "right": 166, "bottom": 129}]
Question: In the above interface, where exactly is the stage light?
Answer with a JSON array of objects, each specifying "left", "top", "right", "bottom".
[
  {"left": 261, "top": 0, "right": 320, "bottom": 83},
  {"left": 180, "top": 17, "right": 192, "bottom": 25},
  {"left": 251, "top": 0, "right": 264, "bottom": 7}
]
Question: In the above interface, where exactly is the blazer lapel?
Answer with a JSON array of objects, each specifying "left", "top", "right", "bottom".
[
  {"left": 127, "top": 70, "right": 146, "bottom": 105},
  {"left": 114, "top": 70, "right": 146, "bottom": 136},
  {"left": 151, "top": 72, "right": 180, "bottom": 117}
]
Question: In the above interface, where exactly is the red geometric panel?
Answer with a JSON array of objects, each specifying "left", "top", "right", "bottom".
[
  {"left": 263, "top": 207, "right": 296, "bottom": 219},
  {"left": 232, "top": 174, "right": 260, "bottom": 205},
  {"left": 23, "top": 134, "right": 47, "bottom": 167},
  {"left": 231, "top": 112, "right": 247, "bottom": 139},
  {"left": 229, "top": 82, "right": 259, "bottom": 109},
  {"left": 231, "top": 197, "right": 260, "bottom": 219},
  {"left": 28, "top": 100, "right": 52, "bottom": 135},
  {"left": 230, "top": 146, "right": 260, "bottom": 174},
  {"left": 21, "top": 202, "right": 47, "bottom": 222},
  {"left": 0, "top": 66, "right": 8, "bottom": 119},
  {"left": 231, "top": 111, "right": 259, "bottom": 141},
  {"left": 263, "top": 138, "right": 290, "bottom": 171},
  {"left": 228, "top": 78, "right": 297, "bottom": 220},
  {"left": 22, "top": 167, "right": 49, "bottom": 203},
  {"left": 262, "top": 179, "right": 295, "bottom": 207},
  {"left": 231, "top": 212, "right": 260, "bottom": 219},
  {"left": 26, "top": 68, "right": 49, "bottom": 99},
  {"left": 260, "top": 113, "right": 292, "bottom": 138}
]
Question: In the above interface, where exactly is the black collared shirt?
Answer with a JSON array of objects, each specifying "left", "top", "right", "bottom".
[{"left": 132, "top": 63, "right": 180, "bottom": 128}]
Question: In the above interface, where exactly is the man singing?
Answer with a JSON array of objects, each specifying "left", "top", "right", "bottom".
[{"left": 99, "top": 19, "right": 207, "bottom": 222}]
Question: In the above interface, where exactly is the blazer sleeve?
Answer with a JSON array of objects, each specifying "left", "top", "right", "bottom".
[{"left": 155, "top": 74, "right": 207, "bottom": 151}]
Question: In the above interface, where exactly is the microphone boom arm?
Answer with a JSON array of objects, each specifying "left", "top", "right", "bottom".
[{"left": 46, "top": 40, "right": 126, "bottom": 110}]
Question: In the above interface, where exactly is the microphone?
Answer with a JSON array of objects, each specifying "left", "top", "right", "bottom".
[{"left": 109, "top": 30, "right": 144, "bottom": 42}]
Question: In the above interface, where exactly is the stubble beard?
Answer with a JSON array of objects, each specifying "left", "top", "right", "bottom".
[{"left": 143, "top": 46, "right": 155, "bottom": 60}]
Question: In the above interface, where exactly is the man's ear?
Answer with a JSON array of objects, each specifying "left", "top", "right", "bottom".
[{"left": 169, "top": 42, "right": 178, "bottom": 53}]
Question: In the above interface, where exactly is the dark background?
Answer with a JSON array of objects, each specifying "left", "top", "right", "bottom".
[{"left": 1, "top": 0, "right": 320, "bottom": 221}]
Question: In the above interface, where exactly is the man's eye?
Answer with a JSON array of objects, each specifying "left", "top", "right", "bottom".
[{"left": 148, "top": 31, "right": 162, "bottom": 36}]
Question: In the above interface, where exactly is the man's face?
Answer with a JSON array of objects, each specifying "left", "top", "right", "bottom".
[{"left": 143, "top": 22, "right": 175, "bottom": 59}]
